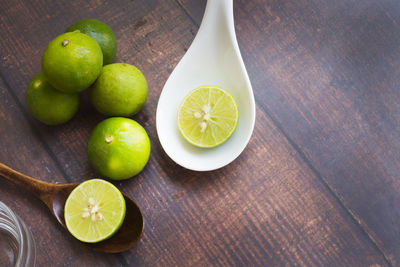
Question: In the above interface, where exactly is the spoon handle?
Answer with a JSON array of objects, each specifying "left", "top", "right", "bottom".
[
  {"left": 0, "top": 162, "right": 52, "bottom": 199},
  {"left": 201, "top": 0, "right": 234, "bottom": 33}
]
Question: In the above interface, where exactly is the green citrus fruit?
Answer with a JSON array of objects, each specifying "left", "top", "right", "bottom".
[
  {"left": 177, "top": 86, "right": 239, "bottom": 148},
  {"left": 65, "top": 19, "right": 117, "bottom": 65},
  {"left": 64, "top": 179, "right": 126, "bottom": 243},
  {"left": 90, "top": 63, "right": 148, "bottom": 116},
  {"left": 25, "top": 72, "right": 80, "bottom": 125},
  {"left": 87, "top": 117, "right": 151, "bottom": 180},
  {"left": 42, "top": 32, "right": 103, "bottom": 93}
]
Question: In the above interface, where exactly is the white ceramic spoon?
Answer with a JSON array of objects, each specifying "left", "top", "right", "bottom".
[{"left": 156, "top": 0, "right": 255, "bottom": 171}]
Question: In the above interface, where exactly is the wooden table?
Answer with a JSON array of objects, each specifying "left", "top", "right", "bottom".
[{"left": 1, "top": 0, "right": 399, "bottom": 266}]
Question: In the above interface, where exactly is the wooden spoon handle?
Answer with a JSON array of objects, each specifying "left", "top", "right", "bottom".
[{"left": 0, "top": 162, "right": 52, "bottom": 199}]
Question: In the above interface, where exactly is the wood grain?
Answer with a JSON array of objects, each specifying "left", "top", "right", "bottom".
[
  {"left": 179, "top": 0, "right": 400, "bottom": 265},
  {"left": 0, "top": 0, "right": 397, "bottom": 266}
]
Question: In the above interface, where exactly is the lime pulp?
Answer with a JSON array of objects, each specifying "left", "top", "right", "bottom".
[{"left": 177, "top": 86, "right": 239, "bottom": 148}]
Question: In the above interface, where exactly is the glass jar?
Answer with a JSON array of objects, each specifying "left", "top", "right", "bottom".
[{"left": 0, "top": 201, "right": 36, "bottom": 267}]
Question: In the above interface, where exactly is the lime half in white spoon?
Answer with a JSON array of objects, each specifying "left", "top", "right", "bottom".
[{"left": 156, "top": 0, "right": 255, "bottom": 171}]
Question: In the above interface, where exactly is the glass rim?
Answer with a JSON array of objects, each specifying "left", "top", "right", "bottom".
[{"left": 0, "top": 201, "right": 36, "bottom": 266}]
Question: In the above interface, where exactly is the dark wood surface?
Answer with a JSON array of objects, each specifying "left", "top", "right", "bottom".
[{"left": 0, "top": 0, "right": 399, "bottom": 266}]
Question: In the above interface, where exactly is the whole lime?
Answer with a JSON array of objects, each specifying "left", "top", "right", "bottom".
[
  {"left": 42, "top": 32, "right": 103, "bottom": 93},
  {"left": 26, "top": 72, "right": 80, "bottom": 125},
  {"left": 90, "top": 63, "right": 148, "bottom": 116},
  {"left": 87, "top": 117, "right": 151, "bottom": 180},
  {"left": 65, "top": 19, "right": 117, "bottom": 65}
]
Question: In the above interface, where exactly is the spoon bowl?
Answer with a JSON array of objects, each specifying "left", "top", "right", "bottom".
[
  {"left": 0, "top": 163, "right": 143, "bottom": 253},
  {"left": 156, "top": 0, "right": 255, "bottom": 171}
]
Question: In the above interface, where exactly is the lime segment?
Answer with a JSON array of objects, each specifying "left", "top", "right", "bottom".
[
  {"left": 64, "top": 179, "right": 126, "bottom": 243},
  {"left": 177, "top": 86, "right": 239, "bottom": 148}
]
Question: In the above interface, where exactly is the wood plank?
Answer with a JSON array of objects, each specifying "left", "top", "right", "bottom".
[
  {"left": 179, "top": 0, "right": 400, "bottom": 264},
  {"left": 0, "top": 0, "right": 391, "bottom": 265},
  {"left": 0, "top": 77, "right": 121, "bottom": 266},
  {"left": 130, "top": 106, "right": 389, "bottom": 266}
]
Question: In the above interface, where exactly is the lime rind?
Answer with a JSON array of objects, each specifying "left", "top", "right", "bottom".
[
  {"left": 177, "top": 86, "right": 239, "bottom": 148},
  {"left": 65, "top": 19, "right": 117, "bottom": 65},
  {"left": 64, "top": 179, "right": 126, "bottom": 243},
  {"left": 41, "top": 32, "right": 103, "bottom": 93},
  {"left": 25, "top": 72, "right": 80, "bottom": 125},
  {"left": 87, "top": 117, "right": 151, "bottom": 180}
]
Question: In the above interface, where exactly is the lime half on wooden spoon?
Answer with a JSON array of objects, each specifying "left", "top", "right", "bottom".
[
  {"left": 64, "top": 179, "right": 126, "bottom": 243},
  {"left": 177, "top": 86, "right": 239, "bottom": 148}
]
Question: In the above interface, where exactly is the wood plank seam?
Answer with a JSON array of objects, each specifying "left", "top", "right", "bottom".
[
  {"left": 174, "top": 1, "right": 394, "bottom": 265},
  {"left": 176, "top": 0, "right": 200, "bottom": 27},
  {"left": 0, "top": 71, "right": 129, "bottom": 266},
  {"left": 256, "top": 102, "right": 393, "bottom": 266}
]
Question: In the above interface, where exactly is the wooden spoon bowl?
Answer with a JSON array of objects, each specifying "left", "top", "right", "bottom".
[{"left": 0, "top": 162, "right": 143, "bottom": 253}]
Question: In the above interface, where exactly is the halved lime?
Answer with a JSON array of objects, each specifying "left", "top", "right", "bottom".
[
  {"left": 177, "top": 86, "right": 239, "bottom": 148},
  {"left": 64, "top": 179, "right": 126, "bottom": 243}
]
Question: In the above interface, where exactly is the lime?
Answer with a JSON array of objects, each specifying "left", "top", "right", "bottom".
[
  {"left": 65, "top": 19, "right": 117, "bottom": 65},
  {"left": 42, "top": 32, "right": 103, "bottom": 93},
  {"left": 25, "top": 72, "right": 80, "bottom": 125},
  {"left": 177, "top": 86, "right": 239, "bottom": 148},
  {"left": 64, "top": 179, "right": 126, "bottom": 243},
  {"left": 90, "top": 63, "right": 148, "bottom": 116},
  {"left": 87, "top": 117, "right": 151, "bottom": 180}
]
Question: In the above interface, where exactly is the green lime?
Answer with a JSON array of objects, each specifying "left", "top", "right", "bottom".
[
  {"left": 25, "top": 72, "right": 80, "bottom": 125},
  {"left": 42, "top": 32, "right": 103, "bottom": 93},
  {"left": 64, "top": 179, "right": 126, "bottom": 243},
  {"left": 87, "top": 117, "right": 151, "bottom": 180},
  {"left": 90, "top": 63, "right": 148, "bottom": 116},
  {"left": 65, "top": 19, "right": 117, "bottom": 65},
  {"left": 177, "top": 86, "right": 239, "bottom": 148}
]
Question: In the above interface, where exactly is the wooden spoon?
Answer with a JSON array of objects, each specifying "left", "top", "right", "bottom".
[{"left": 0, "top": 162, "right": 144, "bottom": 253}]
